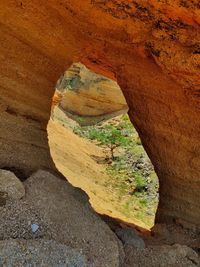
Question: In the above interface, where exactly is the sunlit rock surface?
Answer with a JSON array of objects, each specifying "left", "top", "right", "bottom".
[
  {"left": 52, "top": 63, "right": 128, "bottom": 125},
  {"left": 0, "top": 0, "right": 199, "bottom": 227}
]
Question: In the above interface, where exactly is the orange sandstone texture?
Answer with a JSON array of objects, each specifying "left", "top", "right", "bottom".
[
  {"left": 53, "top": 62, "right": 128, "bottom": 125},
  {"left": 0, "top": 0, "right": 199, "bottom": 227}
]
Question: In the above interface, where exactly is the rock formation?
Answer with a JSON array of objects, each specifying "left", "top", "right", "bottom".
[
  {"left": 0, "top": 170, "right": 124, "bottom": 266},
  {"left": 0, "top": 169, "right": 25, "bottom": 203},
  {"left": 0, "top": 1, "right": 199, "bottom": 228},
  {"left": 52, "top": 62, "right": 128, "bottom": 125}
]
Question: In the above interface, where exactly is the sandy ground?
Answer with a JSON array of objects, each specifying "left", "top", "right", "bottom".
[{"left": 47, "top": 119, "right": 148, "bottom": 229}]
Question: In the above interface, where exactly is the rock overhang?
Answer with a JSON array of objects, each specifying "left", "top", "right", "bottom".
[{"left": 0, "top": 0, "right": 199, "bottom": 228}]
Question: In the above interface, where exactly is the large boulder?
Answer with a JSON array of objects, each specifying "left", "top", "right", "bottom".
[{"left": 24, "top": 170, "right": 124, "bottom": 267}]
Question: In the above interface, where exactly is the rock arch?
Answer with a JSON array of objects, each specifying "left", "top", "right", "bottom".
[{"left": 0, "top": 0, "right": 199, "bottom": 228}]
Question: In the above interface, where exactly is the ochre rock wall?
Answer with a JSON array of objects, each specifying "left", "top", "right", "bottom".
[
  {"left": 53, "top": 62, "right": 128, "bottom": 125},
  {"left": 0, "top": 0, "right": 199, "bottom": 226}
]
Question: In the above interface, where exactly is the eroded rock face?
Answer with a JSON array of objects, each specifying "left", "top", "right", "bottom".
[
  {"left": 0, "top": 1, "right": 199, "bottom": 227},
  {"left": 52, "top": 62, "right": 128, "bottom": 125}
]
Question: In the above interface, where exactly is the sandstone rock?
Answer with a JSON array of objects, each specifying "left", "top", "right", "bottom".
[
  {"left": 53, "top": 62, "right": 128, "bottom": 126},
  {"left": 116, "top": 228, "right": 145, "bottom": 249},
  {"left": 0, "top": 0, "right": 200, "bottom": 229},
  {"left": 24, "top": 170, "right": 124, "bottom": 267},
  {"left": 0, "top": 170, "right": 25, "bottom": 203},
  {"left": 0, "top": 239, "right": 87, "bottom": 267}
]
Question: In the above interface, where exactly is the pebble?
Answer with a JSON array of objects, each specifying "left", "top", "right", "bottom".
[{"left": 31, "top": 224, "right": 39, "bottom": 233}]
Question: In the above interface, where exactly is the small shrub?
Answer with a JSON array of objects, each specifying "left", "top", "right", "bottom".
[
  {"left": 74, "top": 124, "right": 130, "bottom": 160},
  {"left": 134, "top": 173, "right": 148, "bottom": 193}
]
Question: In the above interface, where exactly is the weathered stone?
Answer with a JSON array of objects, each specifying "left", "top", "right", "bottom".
[
  {"left": 124, "top": 244, "right": 200, "bottom": 267},
  {"left": 0, "top": 170, "right": 25, "bottom": 202},
  {"left": 116, "top": 228, "right": 145, "bottom": 249},
  {"left": 0, "top": 239, "right": 87, "bottom": 267},
  {"left": 24, "top": 170, "right": 124, "bottom": 267},
  {"left": 0, "top": 0, "right": 199, "bottom": 228},
  {"left": 52, "top": 62, "right": 128, "bottom": 126}
]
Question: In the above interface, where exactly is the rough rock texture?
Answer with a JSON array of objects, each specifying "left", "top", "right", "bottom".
[
  {"left": 0, "top": 198, "right": 49, "bottom": 240},
  {"left": 53, "top": 62, "right": 128, "bottom": 125},
  {"left": 124, "top": 244, "right": 200, "bottom": 267},
  {"left": 24, "top": 170, "right": 124, "bottom": 267},
  {"left": 0, "top": 239, "right": 87, "bottom": 267},
  {"left": 116, "top": 228, "right": 146, "bottom": 249},
  {"left": 0, "top": 1, "right": 200, "bottom": 226},
  {"left": 0, "top": 169, "right": 25, "bottom": 203}
]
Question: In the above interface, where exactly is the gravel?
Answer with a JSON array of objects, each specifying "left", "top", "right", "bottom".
[{"left": 0, "top": 239, "right": 87, "bottom": 267}]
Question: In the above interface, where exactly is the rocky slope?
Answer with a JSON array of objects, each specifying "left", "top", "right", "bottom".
[
  {"left": 0, "top": 0, "right": 199, "bottom": 231},
  {"left": 48, "top": 113, "right": 158, "bottom": 229},
  {"left": 0, "top": 169, "right": 199, "bottom": 266}
]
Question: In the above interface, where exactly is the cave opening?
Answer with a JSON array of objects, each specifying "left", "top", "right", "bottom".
[{"left": 47, "top": 62, "right": 159, "bottom": 229}]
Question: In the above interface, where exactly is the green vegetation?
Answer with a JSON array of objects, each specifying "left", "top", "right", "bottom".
[
  {"left": 74, "top": 123, "right": 129, "bottom": 159},
  {"left": 73, "top": 114, "right": 159, "bottom": 227}
]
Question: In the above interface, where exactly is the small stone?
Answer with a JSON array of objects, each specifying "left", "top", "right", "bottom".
[
  {"left": 116, "top": 228, "right": 145, "bottom": 249},
  {"left": 137, "top": 158, "right": 144, "bottom": 164},
  {"left": 136, "top": 163, "right": 144, "bottom": 170},
  {"left": 31, "top": 224, "right": 39, "bottom": 233}
]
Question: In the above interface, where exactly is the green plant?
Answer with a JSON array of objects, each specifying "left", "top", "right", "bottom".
[
  {"left": 74, "top": 124, "right": 130, "bottom": 160},
  {"left": 134, "top": 173, "right": 148, "bottom": 193},
  {"left": 99, "top": 125, "right": 130, "bottom": 159},
  {"left": 72, "top": 114, "right": 159, "bottom": 227}
]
